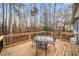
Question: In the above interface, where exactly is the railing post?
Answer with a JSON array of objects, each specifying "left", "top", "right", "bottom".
[
  {"left": 29, "top": 33, "right": 31, "bottom": 40},
  {"left": 60, "top": 33, "right": 62, "bottom": 40},
  {"left": 51, "top": 32, "right": 52, "bottom": 37},
  {"left": 37, "top": 32, "right": 38, "bottom": 36},
  {"left": 3, "top": 36, "right": 6, "bottom": 48}
]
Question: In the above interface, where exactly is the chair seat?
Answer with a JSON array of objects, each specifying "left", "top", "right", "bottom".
[{"left": 36, "top": 41, "right": 47, "bottom": 50}]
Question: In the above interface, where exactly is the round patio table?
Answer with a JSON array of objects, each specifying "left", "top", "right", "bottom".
[{"left": 33, "top": 35, "right": 56, "bottom": 56}]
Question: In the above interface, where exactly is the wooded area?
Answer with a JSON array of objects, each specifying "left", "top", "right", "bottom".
[{"left": 0, "top": 3, "right": 72, "bottom": 35}]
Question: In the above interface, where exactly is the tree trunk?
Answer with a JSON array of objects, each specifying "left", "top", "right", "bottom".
[
  {"left": 48, "top": 4, "right": 51, "bottom": 29},
  {"left": 8, "top": 3, "right": 13, "bottom": 44},
  {"left": 53, "top": 3, "right": 56, "bottom": 31},
  {"left": 5, "top": 3, "right": 7, "bottom": 35},
  {"left": 18, "top": 4, "right": 21, "bottom": 33},
  {"left": 2, "top": 3, "right": 5, "bottom": 35}
]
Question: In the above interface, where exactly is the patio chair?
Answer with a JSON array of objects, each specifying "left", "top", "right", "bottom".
[
  {"left": 70, "top": 37, "right": 77, "bottom": 44},
  {"left": 36, "top": 41, "right": 47, "bottom": 50},
  {"left": 35, "top": 41, "right": 48, "bottom": 55}
]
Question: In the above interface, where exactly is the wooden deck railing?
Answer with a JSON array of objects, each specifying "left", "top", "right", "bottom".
[
  {"left": 0, "top": 36, "right": 4, "bottom": 49},
  {"left": 60, "top": 32, "right": 74, "bottom": 41},
  {"left": 1, "top": 31, "right": 75, "bottom": 48},
  {"left": 2, "top": 31, "right": 46, "bottom": 48}
]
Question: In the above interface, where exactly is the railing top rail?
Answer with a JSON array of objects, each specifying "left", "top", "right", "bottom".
[
  {"left": 61, "top": 32, "right": 74, "bottom": 35},
  {"left": 1, "top": 31, "right": 76, "bottom": 40},
  {"left": 2, "top": 31, "right": 45, "bottom": 39}
]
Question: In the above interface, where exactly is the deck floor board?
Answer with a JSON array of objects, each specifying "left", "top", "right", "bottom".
[{"left": 0, "top": 39, "right": 79, "bottom": 56}]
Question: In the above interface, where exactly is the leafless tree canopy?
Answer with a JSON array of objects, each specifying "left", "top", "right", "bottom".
[{"left": 0, "top": 3, "right": 72, "bottom": 35}]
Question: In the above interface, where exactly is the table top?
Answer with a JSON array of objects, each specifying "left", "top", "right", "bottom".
[{"left": 33, "top": 35, "right": 55, "bottom": 44}]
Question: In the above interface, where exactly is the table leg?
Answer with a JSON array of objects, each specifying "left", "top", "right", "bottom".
[
  {"left": 45, "top": 44, "right": 47, "bottom": 56},
  {"left": 53, "top": 44, "right": 56, "bottom": 51},
  {"left": 32, "top": 42, "right": 33, "bottom": 47},
  {"left": 35, "top": 42, "right": 37, "bottom": 56}
]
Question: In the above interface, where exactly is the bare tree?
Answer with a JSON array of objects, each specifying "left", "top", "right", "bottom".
[
  {"left": 53, "top": 3, "right": 56, "bottom": 31},
  {"left": 8, "top": 3, "right": 13, "bottom": 44},
  {"left": 31, "top": 4, "right": 38, "bottom": 28},
  {"left": 12, "top": 3, "right": 17, "bottom": 34},
  {"left": 5, "top": 3, "right": 8, "bottom": 35},
  {"left": 24, "top": 4, "right": 30, "bottom": 32},
  {"left": 48, "top": 4, "right": 51, "bottom": 28},
  {"left": 2, "top": 3, "right": 5, "bottom": 35}
]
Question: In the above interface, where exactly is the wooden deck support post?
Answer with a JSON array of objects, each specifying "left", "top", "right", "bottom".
[
  {"left": 2, "top": 36, "right": 6, "bottom": 49},
  {"left": 60, "top": 33, "right": 62, "bottom": 40},
  {"left": 29, "top": 33, "right": 31, "bottom": 40}
]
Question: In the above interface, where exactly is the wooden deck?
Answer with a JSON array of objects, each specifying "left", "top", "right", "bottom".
[{"left": 0, "top": 39, "right": 79, "bottom": 56}]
